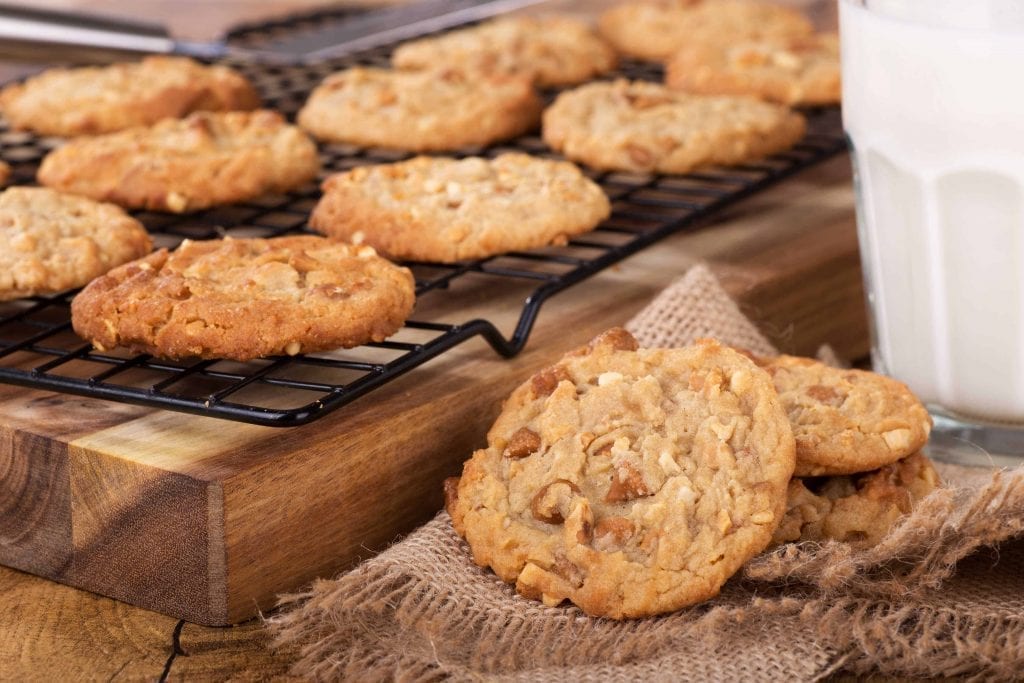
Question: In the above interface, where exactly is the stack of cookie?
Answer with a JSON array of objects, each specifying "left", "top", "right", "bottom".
[{"left": 445, "top": 329, "right": 940, "bottom": 619}]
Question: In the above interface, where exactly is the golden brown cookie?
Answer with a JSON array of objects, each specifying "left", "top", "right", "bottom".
[
  {"left": 0, "top": 56, "right": 260, "bottom": 137},
  {"left": 37, "top": 110, "right": 320, "bottom": 213},
  {"left": 666, "top": 33, "right": 841, "bottom": 106},
  {"left": 310, "top": 153, "right": 610, "bottom": 263},
  {"left": 598, "top": 0, "right": 813, "bottom": 62},
  {"left": 0, "top": 187, "right": 151, "bottom": 301},
  {"left": 542, "top": 79, "right": 806, "bottom": 174},
  {"left": 448, "top": 329, "right": 795, "bottom": 619},
  {"left": 754, "top": 354, "right": 932, "bottom": 477},
  {"left": 772, "top": 452, "right": 940, "bottom": 548},
  {"left": 297, "top": 67, "right": 542, "bottom": 151},
  {"left": 392, "top": 15, "right": 617, "bottom": 87},
  {"left": 71, "top": 236, "right": 416, "bottom": 361}
]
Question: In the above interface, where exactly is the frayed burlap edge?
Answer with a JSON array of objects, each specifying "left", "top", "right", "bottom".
[{"left": 268, "top": 468, "right": 1024, "bottom": 681}]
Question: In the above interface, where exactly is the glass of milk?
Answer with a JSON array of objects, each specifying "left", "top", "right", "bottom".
[{"left": 841, "top": 0, "right": 1024, "bottom": 465}]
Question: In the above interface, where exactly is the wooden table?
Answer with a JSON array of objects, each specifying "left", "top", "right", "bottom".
[{"left": 0, "top": 1, "right": 863, "bottom": 679}]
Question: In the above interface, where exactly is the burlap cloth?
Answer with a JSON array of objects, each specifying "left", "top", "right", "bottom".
[{"left": 268, "top": 265, "right": 1024, "bottom": 681}]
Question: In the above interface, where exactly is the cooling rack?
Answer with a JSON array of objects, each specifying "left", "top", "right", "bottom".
[{"left": 0, "top": 16, "right": 847, "bottom": 427}]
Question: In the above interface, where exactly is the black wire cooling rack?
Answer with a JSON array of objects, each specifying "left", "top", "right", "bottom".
[{"left": 0, "top": 16, "right": 847, "bottom": 427}]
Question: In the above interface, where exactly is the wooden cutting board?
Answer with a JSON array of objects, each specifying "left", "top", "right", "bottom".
[{"left": 0, "top": 156, "right": 866, "bottom": 626}]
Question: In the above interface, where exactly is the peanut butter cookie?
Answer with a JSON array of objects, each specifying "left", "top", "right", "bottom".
[
  {"left": 0, "top": 56, "right": 259, "bottom": 137},
  {"left": 448, "top": 329, "right": 795, "bottom": 619},
  {"left": 392, "top": 15, "right": 617, "bottom": 87},
  {"left": 598, "top": 0, "right": 813, "bottom": 62},
  {"left": 310, "top": 153, "right": 610, "bottom": 263},
  {"left": 0, "top": 187, "right": 151, "bottom": 301},
  {"left": 71, "top": 236, "right": 416, "bottom": 361},
  {"left": 542, "top": 79, "right": 806, "bottom": 174},
  {"left": 754, "top": 354, "right": 932, "bottom": 477},
  {"left": 666, "top": 33, "right": 841, "bottom": 106},
  {"left": 772, "top": 452, "right": 940, "bottom": 548},
  {"left": 297, "top": 67, "right": 542, "bottom": 151},
  {"left": 37, "top": 110, "right": 320, "bottom": 213}
]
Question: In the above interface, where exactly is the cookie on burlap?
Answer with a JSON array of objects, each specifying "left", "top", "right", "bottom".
[
  {"left": 753, "top": 354, "right": 932, "bottom": 477},
  {"left": 391, "top": 15, "right": 617, "bottom": 88},
  {"left": 446, "top": 329, "right": 795, "bottom": 619},
  {"left": 598, "top": 0, "right": 813, "bottom": 62},
  {"left": 37, "top": 110, "right": 320, "bottom": 213},
  {"left": 666, "top": 33, "right": 840, "bottom": 106},
  {"left": 71, "top": 236, "right": 415, "bottom": 361},
  {"left": 0, "top": 56, "right": 259, "bottom": 137},
  {"left": 310, "top": 153, "right": 610, "bottom": 263},
  {"left": 0, "top": 187, "right": 151, "bottom": 302},
  {"left": 772, "top": 452, "right": 940, "bottom": 548},
  {"left": 542, "top": 79, "right": 806, "bottom": 174},
  {"left": 297, "top": 67, "right": 542, "bottom": 151}
]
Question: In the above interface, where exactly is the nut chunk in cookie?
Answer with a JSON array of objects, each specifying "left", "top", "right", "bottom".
[
  {"left": 71, "top": 236, "right": 415, "bottom": 361},
  {"left": 542, "top": 80, "right": 806, "bottom": 175},
  {"left": 0, "top": 56, "right": 259, "bottom": 137},
  {"left": 598, "top": 0, "right": 813, "bottom": 63},
  {"left": 448, "top": 329, "right": 795, "bottom": 619},
  {"left": 297, "top": 67, "right": 542, "bottom": 152},
  {"left": 0, "top": 187, "right": 151, "bottom": 302},
  {"left": 37, "top": 110, "right": 320, "bottom": 213},
  {"left": 772, "top": 452, "right": 941, "bottom": 548},
  {"left": 310, "top": 153, "right": 610, "bottom": 263},
  {"left": 751, "top": 354, "right": 932, "bottom": 477},
  {"left": 392, "top": 15, "right": 617, "bottom": 88}
]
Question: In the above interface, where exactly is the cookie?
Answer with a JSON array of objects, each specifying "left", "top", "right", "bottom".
[
  {"left": 0, "top": 56, "right": 260, "bottom": 137},
  {"left": 448, "top": 329, "right": 795, "bottom": 619},
  {"left": 666, "top": 33, "right": 840, "bottom": 106},
  {"left": 0, "top": 187, "right": 151, "bottom": 302},
  {"left": 70, "top": 236, "right": 416, "bottom": 361},
  {"left": 37, "top": 110, "right": 320, "bottom": 213},
  {"left": 297, "top": 67, "right": 542, "bottom": 151},
  {"left": 754, "top": 354, "right": 932, "bottom": 477},
  {"left": 542, "top": 79, "right": 806, "bottom": 174},
  {"left": 392, "top": 15, "right": 617, "bottom": 87},
  {"left": 598, "top": 0, "right": 813, "bottom": 62},
  {"left": 772, "top": 452, "right": 940, "bottom": 548},
  {"left": 310, "top": 153, "right": 610, "bottom": 263}
]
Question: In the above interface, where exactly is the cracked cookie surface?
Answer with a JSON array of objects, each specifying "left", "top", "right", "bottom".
[
  {"left": 310, "top": 153, "right": 609, "bottom": 263},
  {"left": 754, "top": 355, "right": 932, "bottom": 477},
  {"left": 542, "top": 79, "right": 806, "bottom": 174},
  {"left": 37, "top": 110, "right": 320, "bottom": 213},
  {"left": 70, "top": 235, "right": 415, "bottom": 361},
  {"left": 772, "top": 451, "right": 940, "bottom": 548},
  {"left": 297, "top": 67, "right": 542, "bottom": 151},
  {"left": 0, "top": 187, "right": 152, "bottom": 301},
  {"left": 598, "top": 0, "right": 813, "bottom": 62},
  {"left": 666, "top": 33, "right": 840, "bottom": 106},
  {"left": 0, "top": 56, "right": 259, "bottom": 137},
  {"left": 448, "top": 329, "right": 795, "bottom": 618},
  {"left": 392, "top": 15, "right": 617, "bottom": 87}
]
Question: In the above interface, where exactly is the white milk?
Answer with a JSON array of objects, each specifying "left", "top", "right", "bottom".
[{"left": 841, "top": 0, "right": 1024, "bottom": 422}]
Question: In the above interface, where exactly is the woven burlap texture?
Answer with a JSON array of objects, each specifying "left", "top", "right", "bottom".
[{"left": 268, "top": 264, "right": 1024, "bottom": 681}]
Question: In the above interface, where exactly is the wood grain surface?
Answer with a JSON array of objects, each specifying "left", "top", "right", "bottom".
[{"left": 1, "top": 153, "right": 867, "bottom": 675}]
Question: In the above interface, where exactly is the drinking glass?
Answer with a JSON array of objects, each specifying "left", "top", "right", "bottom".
[{"left": 840, "top": 0, "right": 1024, "bottom": 466}]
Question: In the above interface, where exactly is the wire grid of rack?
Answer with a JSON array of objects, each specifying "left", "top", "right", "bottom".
[{"left": 0, "top": 18, "right": 847, "bottom": 427}]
